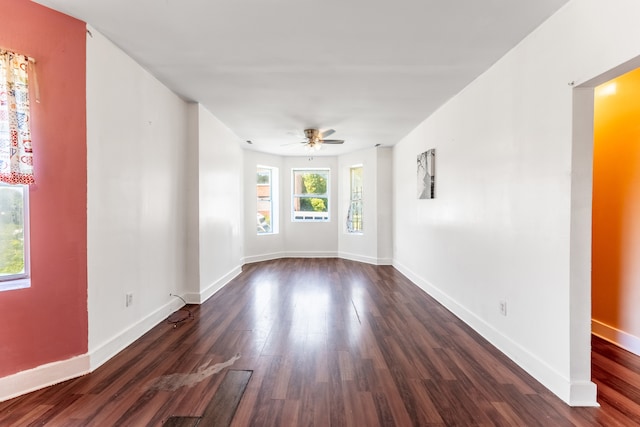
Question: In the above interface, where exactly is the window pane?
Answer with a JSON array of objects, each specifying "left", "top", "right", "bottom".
[
  {"left": 292, "top": 169, "right": 330, "bottom": 221},
  {"left": 0, "top": 185, "right": 26, "bottom": 277},
  {"left": 294, "top": 197, "right": 329, "bottom": 212},
  {"left": 257, "top": 167, "right": 272, "bottom": 234}
]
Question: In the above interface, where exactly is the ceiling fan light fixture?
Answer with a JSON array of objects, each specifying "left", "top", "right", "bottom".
[{"left": 299, "top": 128, "right": 344, "bottom": 151}]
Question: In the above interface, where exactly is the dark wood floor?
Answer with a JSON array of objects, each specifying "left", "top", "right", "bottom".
[{"left": 1, "top": 258, "right": 639, "bottom": 426}]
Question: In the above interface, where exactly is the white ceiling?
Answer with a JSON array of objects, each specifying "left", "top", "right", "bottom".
[{"left": 35, "top": 0, "right": 568, "bottom": 156}]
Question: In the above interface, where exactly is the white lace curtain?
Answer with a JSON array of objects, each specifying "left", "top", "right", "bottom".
[{"left": 0, "top": 50, "right": 36, "bottom": 185}]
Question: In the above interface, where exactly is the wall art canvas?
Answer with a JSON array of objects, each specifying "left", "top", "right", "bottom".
[{"left": 417, "top": 148, "right": 435, "bottom": 199}]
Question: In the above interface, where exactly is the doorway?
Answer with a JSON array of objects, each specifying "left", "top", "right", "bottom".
[
  {"left": 570, "top": 56, "right": 640, "bottom": 407},
  {"left": 569, "top": 56, "right": 640, "bottom": 406},
  {"left": 591, "top": 67, "right": 640, "bottom": 356}
]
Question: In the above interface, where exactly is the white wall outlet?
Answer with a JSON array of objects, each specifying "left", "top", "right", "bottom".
[
  {"left": 499, "top": 300, "right": 507, "bottom": 316},
  {"left": 126, "top": 293, "right": 133, "bottom": 307}
]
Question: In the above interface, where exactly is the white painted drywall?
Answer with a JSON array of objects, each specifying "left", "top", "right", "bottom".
[
  {"left": 376, "top": 148, "right": 393, "bottom": 263},
  {"left": 185, "top": 103, "right": 201, "bottom": 299},
  {"left": 282, "top": 156, "right": 339, "bottom": 257},
  {"left": 87, "top": 30, "right": 245, "bottom": 369},
  {"left": 195, "top": 104, "right": 245, "bottom": 302},
  {"left": 86, "top": 27, "right": 190, "bottom": 368},
  {"left": 337, "top": 147, "right": 393, "bottom": 265},
  {"left": 338, "top": 148, "right": 378, "bottom": 264},
  {"left": 243, "top": 148, "right": 392, "bottom": 264},
  {"left": 243, "top": 150, "right": 286, "bottom": 263},
  {"left": 392, "top": 0, "right": 640, "bottom": 406}
]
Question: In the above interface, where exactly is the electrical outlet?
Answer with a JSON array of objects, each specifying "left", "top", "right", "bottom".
[
  {"left": 126, "top": 293, "right": 133, "bottom": 307},
  {"left": 499, "top": 300, "right": 507, "bottom": 316}
]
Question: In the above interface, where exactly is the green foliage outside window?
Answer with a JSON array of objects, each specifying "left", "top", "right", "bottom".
[
  {"left": 299, "top": 173, "right": 328, "bottom": 212},
  {"left": 0, "top": 187, "right": 25, "bottom": 275},
  {"left": 257, "top": 171, "right": 270, "bottom": 184}
]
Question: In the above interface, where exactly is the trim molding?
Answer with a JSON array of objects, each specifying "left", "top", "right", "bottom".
[
  {"left": 592, "top": 319, "right": 640, "bottom": 357},
  {"left": 338, "top": 251, "right": 393, "bottom": 266},
  {"left": 244, "top": 251, "right": 394, "bottom": 266},
  {"left": 392, "top": 259, "right": 598, "bottom": 407},
  {"left": 88, "top": 297, "right": 185, "bottom": 371},
  {"left": 243, "top": 252, "right": 287, "bottom": 264},
  {"left": 0, "top": 354, "right": 90, "bottom": 402},
  {"left": 284, "top": 251, "right": 338, "bottom": 258},
  {"left": 199, "top": 265, "right": 243, "bottom": 304},
  {"left": 1, "top": 264, "right": 243, "bottom": 402},
  {"left": 243, "top": 251, "right": 339, "bottom": 264},
  {"left": 3, "top": 258, "right": 599, "bottom": 406}
]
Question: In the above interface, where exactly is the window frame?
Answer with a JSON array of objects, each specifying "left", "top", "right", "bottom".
[
  {"left": 257, "top": 165, "right": 278, "bottom": 235},
  {"left": 0, "top": 183, "right": 30, "bottom": 291},
  {"left": 291, "top": 168, "right": 331, "bottom": 222}
]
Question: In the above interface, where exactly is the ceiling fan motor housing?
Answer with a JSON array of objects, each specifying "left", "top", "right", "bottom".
[{"left": 304, "top": 128, "right": 320, "bottom": 142}]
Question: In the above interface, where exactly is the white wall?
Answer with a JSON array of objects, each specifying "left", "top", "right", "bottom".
[
  {"left": 85, "top": 0, "right": 640, "bottom": 407},
  {"left": 185, "top": 104, "right": 200, "bottom": 299},
  {"left": 243, "top": 148, "right": 393, "bottom": 264},
  {"left": 86, "top": 27, "right": 190, "bottom": 368},
  {"left": 87, "top": 30, "right": 245, "bottom": 369},
  {"left": 392, "top": 0, "right": 640, "bottom": 406},
  {"left": 243, "top": 150, "right": 286, "bottom": 263},
  {"left": 193, "top": 104, "right": 245, "bottom": 302},
  {"left": 282, "top": 156, "right": 339, "bottom": 256},
  {"left": 338, "top": 147, "right": 393, "bottom": 265},
  {"left": 376, "top": 148, "right": 393, "bottom": 263}
]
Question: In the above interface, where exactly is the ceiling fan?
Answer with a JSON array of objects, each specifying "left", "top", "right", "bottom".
[{"left": 300, "top": 129, "right": 344, "bottom": 150}]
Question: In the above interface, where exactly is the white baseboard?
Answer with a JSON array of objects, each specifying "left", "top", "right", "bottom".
[
  {"left": 0, "top": 354, "right": 90, "bottom": 402},
  {"left": 244, "top": 250, "right": 340, "bottom": 261},
  {"left": 392, "top": 259, "right": 598, "bottom": 407},
  {"left": 243, "top": 252, "right": 287, "bottom": 264},
  {"left": 245, "top": 251, "right": 393, "bottom": 265},
  {"left": 2, "top": 296, "right": 186, "bottom": 402},
  {"left": 338, "top": 251, "right": 393, "bottom": 266},
  {"left": 284, "top": 251, "right": 338, "bottom": 258},
  {"left": 1, "top": 264, "right": 242, "bottom": 402},
  {"left": 88, "top": 297, "right": 185, "bottom": 371},
  {"left": 183, "top": 292, "right": 203, "bottom": 305},
  {"left": 198, "top": 265, "right": 243, "bottom": 304},
  {"left": 592, "top": 319, "right": 640, "bottom": 357},
  {"left": 569, "top": 381, "right": 600, "bottom": 407}
]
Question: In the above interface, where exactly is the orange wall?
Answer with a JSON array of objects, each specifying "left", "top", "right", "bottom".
[
  {"left": 593, "top": 67, "right": 640, "bottom": 337},
  {"left": 0, "top": 0, "right": 87, "bottom": 376}
]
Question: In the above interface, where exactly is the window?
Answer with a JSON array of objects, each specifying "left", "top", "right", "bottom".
[
  {"left": 347, "top": 166, "right": 363, "bottom": 233},
  {"left": 0, "top": 183, "right": 29, "bottom": 291},
  {"left": 292, "top": 168, "right": 330, "bottom": 221},
  {"left": 0, "top": 50, "right": 35, "bottom": 291},
  {"left": 257, "top": 166, "right": 278, "bottom": 234}
]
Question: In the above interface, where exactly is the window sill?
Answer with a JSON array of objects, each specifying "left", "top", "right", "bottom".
[{"left": 0, "top": 277, "right": 31, "bottom": 292}]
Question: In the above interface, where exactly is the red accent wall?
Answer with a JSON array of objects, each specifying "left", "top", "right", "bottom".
[{"left": 0, "top": 0, "right": 87, "bottom": 377}]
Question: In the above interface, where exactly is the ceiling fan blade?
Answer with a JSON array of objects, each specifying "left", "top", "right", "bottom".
[
  {"left": 320, "top": 129, "right": 335, "bottom": 138},
  {"left": 320, "top": 139, "right": 344, "bottom": 144}
]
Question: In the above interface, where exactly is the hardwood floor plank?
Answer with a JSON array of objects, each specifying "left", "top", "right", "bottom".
[
  {"left": 2, "top": 259, "right": 640, "bottom": 426},
  {"left": 229, "top": 356, "right": 270, "bottom": 427},
  {"left": 3, "top": 403, "right": 52, "bottom": 426},
  {"left": 201, "top": 370, "right": 252, "bottom": 426},
  {"left": 163, "top": 416, "right": 201, "bottom": 427},
  {"left": 491, "top": 400, "right": 531, "bottom": 426},
  {"left": 371, "top": 390, "right": 396, "bottom": 427}
]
